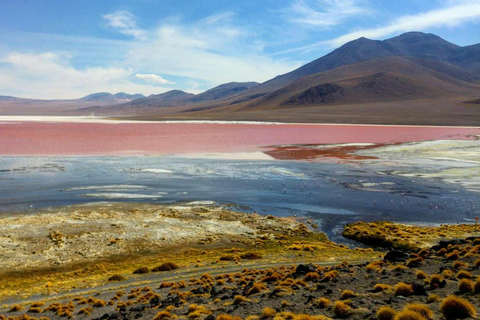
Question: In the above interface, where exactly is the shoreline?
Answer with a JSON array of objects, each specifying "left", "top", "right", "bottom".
[{"left": 0, "top": 115, "right": 479, "bottom": 128}]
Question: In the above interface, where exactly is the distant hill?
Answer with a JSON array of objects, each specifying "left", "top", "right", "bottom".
[
  {"left": 81, "top": 92, "right": 144, "bottom": 102},
  {"left": 79, "top": 82, "right": 259, "bottom": 115},
  {"left": 0, "top": 92, "right": 145, "bottom": 115},
  {"left": 2, "top": 32, "right": 480, "bottom": 125}
]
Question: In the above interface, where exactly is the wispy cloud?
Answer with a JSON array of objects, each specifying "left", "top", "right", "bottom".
[
  {"left": 0, "top": 52, "right": 166, "bottom": 99},
  {"left": 103, "top": 10, "right": 146, "bottom": 40},
  {"left": 135, "top": 73, "right": 175, "bottom": 85},
  {"left": 0, "top": 11, "right": 301, "bottom": 99},
  {"left": 328, "top": 1, "right": 480, "bottom": 47},
  {"left": 277, "top": 1, "right": 480, "bottom": 54},
  {"left": 286, "top": 0, "right": 369, "bottom": 27},
  {"left": 125, "top": 12, "right": 300, "bottom": 87}
]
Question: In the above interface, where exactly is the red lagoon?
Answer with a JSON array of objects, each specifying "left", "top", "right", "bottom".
[{"left": 0, "top": 121, "right": 479, "bottom": 156}]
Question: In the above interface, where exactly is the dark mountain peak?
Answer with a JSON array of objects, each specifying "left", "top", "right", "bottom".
[
  {"left": 394, "top": 31, "right": 441, "bottom": 40},
  {"left": 385, "top": 32, "right": 459, "bottom": 60}
]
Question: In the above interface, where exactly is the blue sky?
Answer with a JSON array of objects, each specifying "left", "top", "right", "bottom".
[{"left": 1, "top": 0, "right": 480, "bottom": 99}]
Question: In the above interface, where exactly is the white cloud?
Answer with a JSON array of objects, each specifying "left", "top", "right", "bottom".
[
  {"left": 328, "top": 1, "right": 480, "bottom": 47},
  {"left": 0, "top": 52, "right": 168, "bottom": 99},
  {"left": 0, "top": 11, "right": 300, "bottom": 99},
  {"left": 286, "top": 0, "right": 369, "bottom": 27},
  {"left": 125, "top": 12, "right": 300, "bottom": 86},
  {"left": 278, "top": 1, "right": 480, "bottom": 54},
  {"left": 135, "top": 73, "right": 175, "bottom": 85},
  {"left": 103, "top": 10, "right": 146, "bottom": 40}
]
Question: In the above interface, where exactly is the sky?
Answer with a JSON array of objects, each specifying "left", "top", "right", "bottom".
[{"left": 1, "top": 0, "right": 480, "bottom": 99}]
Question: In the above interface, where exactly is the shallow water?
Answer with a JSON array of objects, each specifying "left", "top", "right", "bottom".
[{"left": 0, "top": 156, "right": 478, "bottom": 244}]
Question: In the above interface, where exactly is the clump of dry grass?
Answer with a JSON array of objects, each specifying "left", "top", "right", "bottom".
[
  {"left": 304, "top": 272, "right": 320, "bottom": 282},
  {"left": 322, "top": 270, "right": 339, "bottom": 282},
  {"left": 217, "top": 315, "right": 242, "bottom": 320},
  {"left": 233, "top": 295, "right": 251, "bottom": 304},
  {"left": 394, "top": 310, "right": 425, "bottom": 320},
  {"left": 446, "top": 252, "right": 460, "bottom": 260},
  {"left": 406, "top": 257, "right": 423, "bottom": 268},
  {"left": 8, "top": 305, "right": 24, "bottom": 312},
  {"left": 315, "top": 298, "right": 331, "bottom": 309},
  {"left": 474, "top": 277, "right": 480, "bottom": 293},
  {"left": 415, "top": 270, "right": 427, "bottom": 280},
  {"left": 152, "top": 262, "right": 179, "bottom": 272},
  {"left": 427, "top": 294, "right": 440, "bottom": 304},
  {"left": 403, "top": 303, "right": 433, "bottom": 319},
  {"left": 187, "top": 304, "right": 212, "bottom": 319},
  {"left": 452, "top": 261, "right": 468, "bottom": 270},
  {"left": 455, "top": 270, "right": 472, "bottom": 280},
  {"left": 429, "top": 274, "right": 444, "bottom": 287},
  {"left": 260, "top": 307, "right": 277, "bottom": 319},
  {"left": 392, "top": 265, "right": 409, "bottom": 272},
  {"left": 333, "top": 301, "right": 351, "bottom": 318},
  {"left": 340, "top": 290, "right": 357, "bottom": 300},
  {"left": 92, "top": 299, "right": 106, "bottom": 308},
  {"left": 442, "top": 270, "right": 454, "bottom": 279},
  {"left": 281, "top": 300, "right": 290, "bottom": 308},
  {"left": 366, "top": 260, "right": 385, "bottom": 272},
  {"left": 247, "top": 283, "right": 268, "bottom": 296},
  {"left": 373, "top": 283, "right": 392, "bottom": 293},
  {"left": 261, "top": 272, "right": 283, "bottom": 283},
  {"left": 28, "top": 307, "right": 43, "bottom": 313},
  {"left": 376, "top": 306, "right": 397, "bottom": 320},
  {"left": 440, "top": 296, "right": 477, "bottom": 319},
  {"left": 153, "top": 311, "right": 172, "bottom": 320},
  {"left": 133, "top": 267, "right": 150, "bottom": 274},
  {"left": 240, "top": 252, "right": 262, "bottom": 260},
  {"left": 108, "top": 274, "right": 126, "bottom": 282},
  {"left": 31, "top": 301, "right": 45, "bottom": 308},
  {"left": 219, "top": 255, "right": 236, "bottom": 261},
  {"left": 394, "top": 282, "right": 413, "bottom": 297},
  {"left": 77, "top": 307, "right": 93, "bottom": 316},
  {"left": 474, "top": 259, "right": 480, "bottom": 268},
  {"left": 436, "top": 248, "right": 447, "bottom": 256},
  {"left": 458, "top": 279, "right": 474, "bottom": 293}
]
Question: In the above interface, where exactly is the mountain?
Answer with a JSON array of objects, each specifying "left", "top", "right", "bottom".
[
  {"left": 81, "top": 82, "right": 260, "bottom": 115},
  {"left": 3, "top": 32, "right": 480, "bottom": 125},
  {"left": 126, "top": 90, "right": 194, "bottom": 107},
  {"left": 240, "top": 56, "right": 480, "bottom": 110},
  {"left": 383, "top": 32, "right": 460, "bottom": 60},
  {"left": 189, "top": 82, "right": 259, "bottom": 103},
  {"left": 81, "top": 92, "right": 144, "bottom": 102},
  {"left": 448, "top": 43, "right": 480, "bottom": 73},
  {"left": 135, "top": 31, "right": 480, "bottom": 125},
  {"left": 0, "top": 92, "right": 145, "bottom": 115},
  {"left": 0, "top": 95, "right": 24, "bottom": 101}
]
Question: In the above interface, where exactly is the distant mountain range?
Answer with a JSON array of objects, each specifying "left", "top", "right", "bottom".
[
  {"left": 80, "top": 92, "right": 145, "bottom": 102},
  {"left": 1, "top": 32, "right": 480, "bottom": 125}
]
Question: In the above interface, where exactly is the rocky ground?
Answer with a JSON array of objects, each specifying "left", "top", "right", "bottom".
[
  {"left": 1, "top": 205, "right": 479, "bottom": 320},
  {"left": 1, "top": 234, "right": 479, "bottom": 320},
  {"left": 0, "top": 203, "right": 377, "bottom": 302}
]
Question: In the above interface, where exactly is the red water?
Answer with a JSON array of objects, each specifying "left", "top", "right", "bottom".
[{"left": 0, "top": 122, "right": 479, "bottom": 156}]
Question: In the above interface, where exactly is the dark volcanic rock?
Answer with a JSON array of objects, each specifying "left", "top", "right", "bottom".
[
  {"left": 384, "top": 250, "right": 409, "bottom": 262},
  {"left": 294, "top": 263, "right": 318, "bottom": 275}
]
